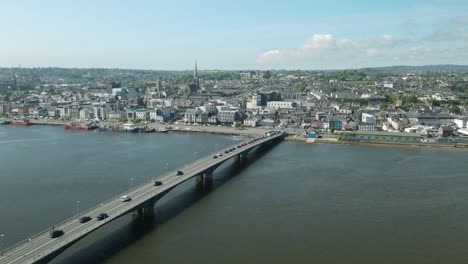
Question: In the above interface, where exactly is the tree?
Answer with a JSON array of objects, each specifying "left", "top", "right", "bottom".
[
  {"left": 263, "top": 71, "right": 271, "bottom": 79},
  {"left": 330, "top": 128, "right": 335, "bottom": 133},
  {"left": 380, "top": 102, "right": 388, "bottom": 110},
  {"left": 449, "top": 105, "right": 461, "bottom": 114}
]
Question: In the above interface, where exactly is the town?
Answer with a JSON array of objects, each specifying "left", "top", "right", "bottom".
[{"left": 1, "top": 64, "right": 468, "bottom": 146}]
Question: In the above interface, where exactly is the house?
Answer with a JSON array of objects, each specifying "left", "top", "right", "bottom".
[
  {"left": 362, "top": 113, "right": 376, "bottom": 124},
  {"left": 438, "top": 126, "right": 454, "bottom": 138},
  {"left": 134, "top": 109, "right": 149, "bottom": 120},
  {"left": 70, "top": 107, "right": 81, "bottom": 120},
  {"left": 310, "top": 120, "right": 324, "bottom": 129},
  {"left": 329, "top": 120, "right": 343, "bottom": 130},
  {"left": 258, "top": 118, "right": 275, "bottom": 127},
  {"left": 208, "top": 115, "right": 218, "bottom": 124},
  {"left": 184, "top": 108, "right": 202, "bottom": 123},
  {"left": 416, "top": 113, "right": 454, "bottom": 126},
  {"left": 79, "top": 108, "right": 94, "bottom": 120},
  {"left": 149, "top": 110, "right": 164, "bottom": 122},
  {"left": 107, "top": 111, "right": 124, "bottom": 121},
  {"left": 244, "top": 117, "right": 260, "bottom": 127},
  {"left": 454, "top": 117, "right": 468, "bottom": 129},
  {"left": 218, "top": 110, "right": 241, "bottom": 124}
]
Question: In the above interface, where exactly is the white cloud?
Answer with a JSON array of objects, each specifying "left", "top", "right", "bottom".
[
  {"left": 256, "top": 30, "right": 468, "bottom": 69},
  {"left": 303, "top": 34, "right": 335, "bottom": 50},
  {"left": 256, "top": 49, "right": 281, "bottom": 64}
]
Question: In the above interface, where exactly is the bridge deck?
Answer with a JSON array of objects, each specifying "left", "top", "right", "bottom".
[{"left": 0, "top": 132, "right": 283, "bottom": 264}]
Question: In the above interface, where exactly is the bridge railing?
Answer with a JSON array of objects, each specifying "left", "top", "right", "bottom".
[{"left": 1, "top": 134, "right": 277, "bottom": 257}]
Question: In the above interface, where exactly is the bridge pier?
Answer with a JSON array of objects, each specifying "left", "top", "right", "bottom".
[
  {"left": 195, "top": 174, "right": 204, "bottom": 184},
  {"left": 204, "top": 171, "right": 213, "bottom": 186}
]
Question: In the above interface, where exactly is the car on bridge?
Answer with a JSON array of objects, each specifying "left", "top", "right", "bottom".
[
  {"left": 154, "top": 180, "right": 163, "bottom": 186},
  {"left": 213, "top": 155, "right": 218, "bottom": 159},
  {"left": 176, "top": 170, "right": 184, "bottom": 176},
  {"left": 50, "top": 230, "right": 64, "bottom": 239},
  {"left": 224, "top": 150, "right": 229, "bottom": 154},
  {"left": 97, "top": 213, "right": 108, "bottom": 221},
  {"left": 79, "top": 216, "right": 92, "bottom": 223},
  {"left": 120, "top": 195, "right": 131, "bottom": 202}
]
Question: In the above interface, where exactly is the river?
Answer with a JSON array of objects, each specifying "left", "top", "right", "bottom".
[{"left": 1, "top": 125, "right": 468, "bottom": 263}]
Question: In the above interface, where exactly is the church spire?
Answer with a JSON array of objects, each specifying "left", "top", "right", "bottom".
[{"left": 194, "top": 60, "right": 200, "bottom": 91}]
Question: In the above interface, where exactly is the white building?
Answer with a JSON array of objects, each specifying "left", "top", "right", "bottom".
[
  {"left": 454, "top": 117, "right": 468, "bottom": 129},
  {"left": 79, "top": 108, "right": 94, "bottom": 120},
  {"left": 267, "top": 101, "right": 293, "bottom": 109},
  {"left": 362, "top": 113, "right": 376, "bottom": 124},
  {"left": 149, "top": 110, "right": 164, "bottom": 122},
  {"left": 135, "top": 109, "right": 149, "bottom": 120}
]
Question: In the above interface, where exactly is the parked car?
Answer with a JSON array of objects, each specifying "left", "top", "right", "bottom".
[
  {"left": 120, "top": 195, "right": 131, "bottom": 202},
  {"left": 79, "top": 216, "right": 92, "bottom": 223},
  {"left": 154, "top": 180, "right": 163, "bottom": 186},
  {"left": 50, "top": 230, "right": 64, "bottom": 238},
  {"left": 97, "top": 213, "right": 108, "bottom": 221}
]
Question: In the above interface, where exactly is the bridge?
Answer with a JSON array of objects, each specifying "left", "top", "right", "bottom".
[{"left": 0, "top": 131, "right": 285, "bottom": 264}]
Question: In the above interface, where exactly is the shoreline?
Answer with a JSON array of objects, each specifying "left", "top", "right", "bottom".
[
  {"left": 10, "top": 120, "right": 468, "bottom": 151},
  {"left": 285, "top": 135, "right": 468, "bottom": 151},
  {"left": 27, "top": 120, "right": 270, "bottom": 137}
]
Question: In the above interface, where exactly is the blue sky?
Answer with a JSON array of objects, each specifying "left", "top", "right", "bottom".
[{"left": 0, "top": 0, "right": 467, "bottom": 70}]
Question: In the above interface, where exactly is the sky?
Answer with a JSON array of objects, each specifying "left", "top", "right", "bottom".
[{"left": 0, "top": 0, "right": 467, "bottom": 70}]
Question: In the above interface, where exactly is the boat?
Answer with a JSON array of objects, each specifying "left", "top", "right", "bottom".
[
  {"left": 0, "top": 119, "right": 10, "bottom": 125},
  {"left": 156, "top": 128, "right": 168, "bottom": 133},
  {"left": 122, "top": 122, "right": 138, "bottom": 132},
  {"left": 10, "top": 119, "right": 31, "bottom": 126},
  {"left": 141, "top": 127, "right": 156, "bottom": 133},
  {"left": 64, "top": 122, "right": 98, "bottom": 130},
  {"left": 98, "top": 125, "right": 112, "bottom": 132}
]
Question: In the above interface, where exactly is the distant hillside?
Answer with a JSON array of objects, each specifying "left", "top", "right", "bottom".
[{"left": 360, "top": 65, "right": 468, "bottom": 73}]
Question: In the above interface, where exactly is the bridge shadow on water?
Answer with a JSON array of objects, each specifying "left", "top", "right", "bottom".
[{"left": 51, "top": 142, "right": 279, "bottom": 264}]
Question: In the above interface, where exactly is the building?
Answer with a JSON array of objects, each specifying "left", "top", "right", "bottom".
[
  {"left": 454, "top": 117, "right": 468, "bottom": 129},
  {"left": 184, "top": 108, "right": 202, "bottom": 123},
  {"left": 329, "top": 120, "right": 343, "bottom": 130},
  {"left": 358, "top": 123, "right": 376, "bottom": 131},
  {"left": 218, "top": 110, "right": 240, "bottom": 124},
  {"left": 70, "top": 107, "right": 81, "bottom": 120},
  {"left": 267, "top": 101, "right": 294, "bottom": 109},
  {"left": 79, "top": 108, "right": 94, "bottom": 120},
  {"left": 438, "top": 126, "right": 454, "bottom": 138},
  {"left": 107, "top": 111, "right": 124, "bottom": 121},
  {"left": 149, "top": 110, "right": 164, "bottom": 122},
  {"left": 134, "top": 109, "right": 149, "bottom": 120},
  {"left": 361, "top": 113, "right": 376, "bottom": 124}
]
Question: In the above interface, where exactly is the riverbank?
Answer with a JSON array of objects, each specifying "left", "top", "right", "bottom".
[
  {"left": 18, "top": 120, "right": 468, "bottom": 150},
  {"left": 285, "top": 135, "right": 468, "bottom": 150},
  {"left": 28, "top": 119, "right": 270, "bottom": 137}
]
